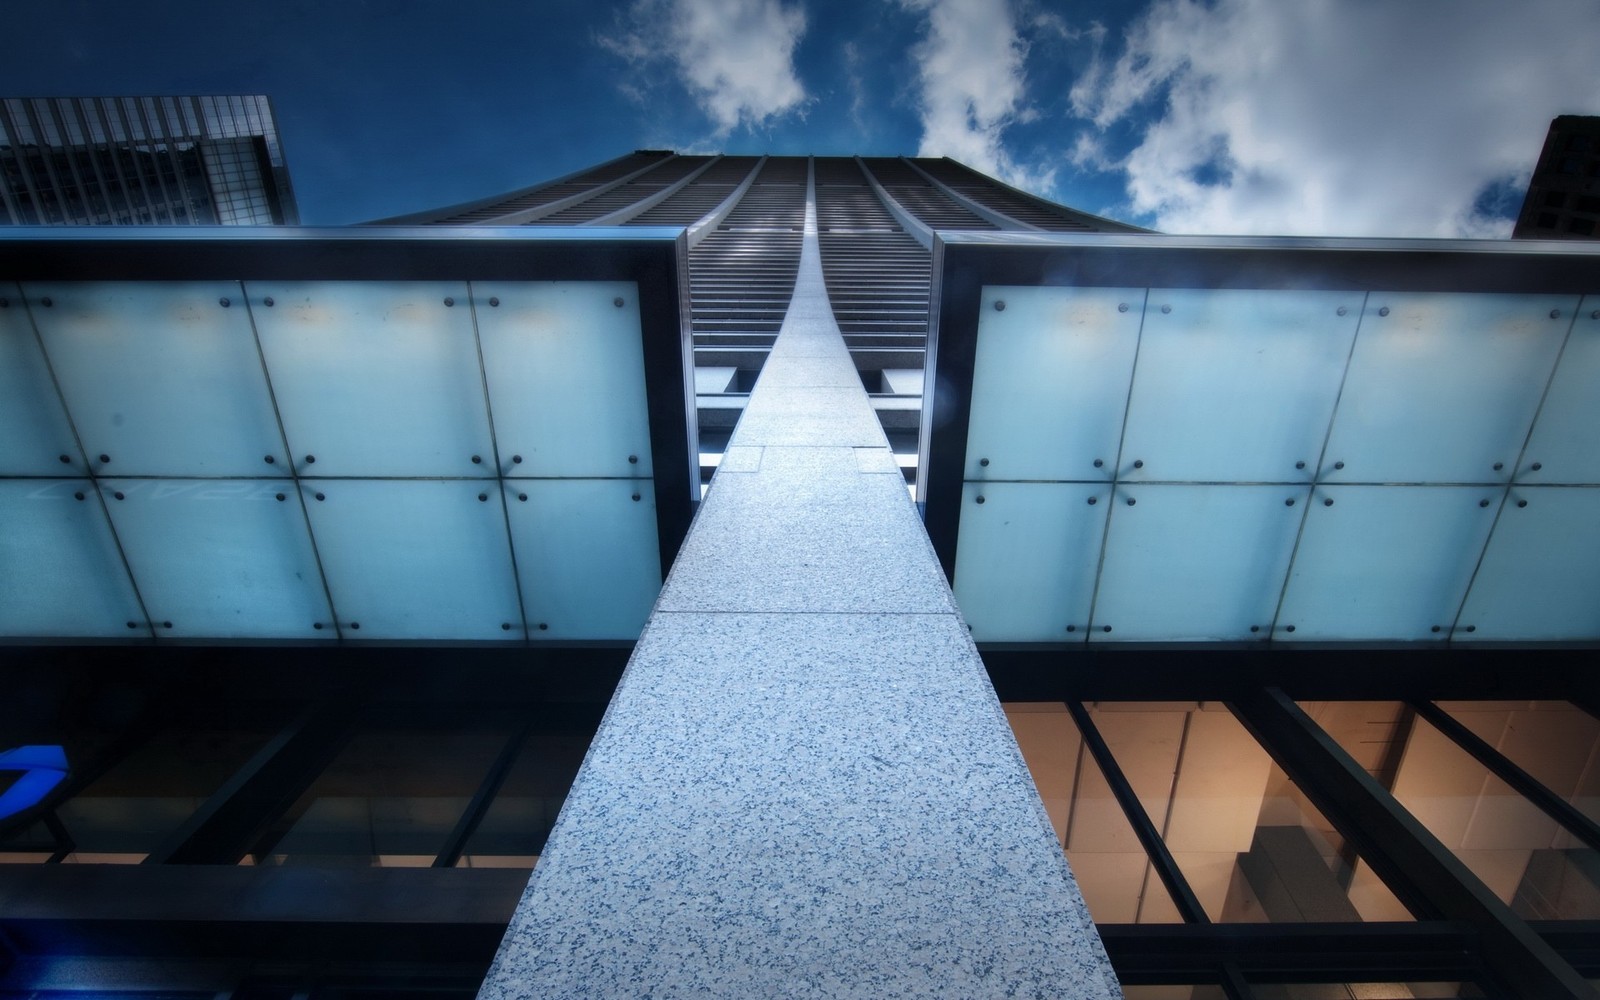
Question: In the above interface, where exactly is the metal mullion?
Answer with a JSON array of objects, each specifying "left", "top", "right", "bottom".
[
  {"left": 151, "top": 97, "right": 199, "bottom": 223},
  {"left": 18, "top": 100, "right": 72, "bottom": 224},
  {"left": 466, "top": 282, "right": 530, "bottom": 640},
  {"left": 1447, "top": 305, "right": 1582, "bottom": 638},
  {"left": 1266, "top": 291, "right": 1369, "bottom": 640},
  {"left": 0, "top": 142, "right": 24, "bottom": 224},
  {"left": 129, "top": 98, "right": 177, "bottom": 221},
  {"left": 108, "top": 98, "right": 161, "bottom": 222},
  {"left": 1228, "top": 687, "right": 1596, "bottom": 1000},
  {"left": 1083, "top": 288, "right": 1150, "bottom": 637},
  {"left": 88, "top": 97, "right": 142, "bottom": 224},
  {"left": 43, "top": 99, "right": 94, "bottom": 223},
  {"left": 1065, "top": 700, "right": 1211, "bottom": 924},
  {"left": 41, "top": 811, "right": 76, "bottom": 863},
  {"left": 433, "top": 723, "right": 530, "bottom": 868},
  {"left": 238, "top": 282, "right": 344, "bottom": 640},
  {"left": 18, "top": 287, "right": 156, "bottom": 638},
  {"left": 0, "top": 101, "right": 51, "bottom": 223},
  {"left": 1411, "top": 699, "right": 1600, "bottom": 854},
  {"left": 66, "top": 97, "right": 117, "bottom": 224}
]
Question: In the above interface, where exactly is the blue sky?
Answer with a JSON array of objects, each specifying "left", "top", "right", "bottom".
[{"left": 7, "top": 0, "right": 1598, "bottom": 234}]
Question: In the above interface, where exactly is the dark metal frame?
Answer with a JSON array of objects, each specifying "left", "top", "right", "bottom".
[{"left": 0, "top": 226, "right": 698, "bottom": 637}]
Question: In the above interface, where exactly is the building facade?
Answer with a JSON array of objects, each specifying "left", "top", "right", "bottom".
[
  {"left": 0, "top": 96, "right": 298, "bottom": 226},
  {"left": 1, "top": 153, "right": 1599, "bottom": 999},
  {"left": 1514, "top": 115, "right": 1600, "bottom": 239}
]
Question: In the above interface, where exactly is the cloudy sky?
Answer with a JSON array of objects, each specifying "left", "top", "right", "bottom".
[{"left": 9, "top": 0, "right": 1598, "bottom": 234}]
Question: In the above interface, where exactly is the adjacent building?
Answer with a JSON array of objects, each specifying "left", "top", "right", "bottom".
[
  {"left": 0, "top": 96, "right": 299, "bottom": 226},
  {"left": 1514, "top": 115, "right": 1600, "bottom": 239}
]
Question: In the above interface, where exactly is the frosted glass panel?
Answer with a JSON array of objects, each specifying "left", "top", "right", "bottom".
[
  {"left": 1458, "top": 487, "right": 1600, "bottom": 640},
  {"left": 476, "top": 282, "right": 654, "bottom": 478},
  {"left": 1322, "top": 294, "right": 1574, "bottom": 484},
  {"left": 1119, "top": 290, "right": 1357, "bottom": 483},
  {"left": 965, "top": 286, "right": 1143, "bottom": 481},
  {"left": 100, "top": 478, "right": 329, "bottom": 638},
  {"left": 305, "top": 480, "right": 521, "bottom": 640},
  {"left": 249, "top": 281, "right": 493, "bottom": 477},
  {"left": 26, "top": 281, "right": 285, "bottom": 476},
  {"left": 508, "top": 479, "right": 661, "bottom": 639},
  {"left": 953, "top": 481, "right": 1108, "bottom": 641},
  {"left": 1521, "top": 298, "right": 1600, "bottom": 484},
  {"left": 1092, "top": 485, "right": 1307, "bottom": 641},
  {"left": 0, "top": 480, "right": 144, "bottom": 637},
  {"left": 0, "top": 285, "right": 84, "bottom": 475},
  {"left": 1278, "top": 486, "right": 1498, "bottom": 640}
]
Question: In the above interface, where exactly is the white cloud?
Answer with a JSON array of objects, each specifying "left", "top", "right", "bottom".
[
  {"left": 899, "top": 0, "right": 1055, "bottom": 193},
  {"left": 599, "top": 0, "right": 809, "bottom": 135},
  {"left": 1070, "top": 0, "right": 1600, "bottom": 237}
]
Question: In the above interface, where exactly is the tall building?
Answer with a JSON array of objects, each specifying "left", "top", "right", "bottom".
[
  {"left": 1513, "top": 115, "right": 1600, "bottom": 239},
  {"left": 2, "top": 153, "right": 1599, "bottom": 999},
  {"left": 0, "top": 96, "right": 299, "bottom": 226}
]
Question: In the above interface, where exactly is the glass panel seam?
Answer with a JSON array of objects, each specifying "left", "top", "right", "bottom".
[{"left": 1267, "top": 291, "right": 1370, "bottom": 639}]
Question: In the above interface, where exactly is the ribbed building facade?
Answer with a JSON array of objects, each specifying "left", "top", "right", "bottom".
[
  {"left": 392, "top": 151, "right": 1140, "bottom": 475},
  {"left": 0, "top": 96, "right": 298, "bottom": 226}
]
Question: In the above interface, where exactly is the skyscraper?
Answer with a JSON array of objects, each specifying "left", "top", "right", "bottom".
[
  {"left": 1513, "top": 115, "right": 1600, "bottom": 239},
  {"left": 2, "top": 153, "right": 1599, "bottom": 999},
  {"left": 0, "top": 96, "right": 299, "bottom": 226}
]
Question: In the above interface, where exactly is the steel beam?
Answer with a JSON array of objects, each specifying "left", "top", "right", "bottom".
[
  {"left": 1412, "top": 699, "right": 1600, "bottom": 854},
  {"left": 1229, "top": 687, "right": 1597, "bottom": 999},
  {"left": 143, "top": 702, "right": 352, "bottom": 865}
]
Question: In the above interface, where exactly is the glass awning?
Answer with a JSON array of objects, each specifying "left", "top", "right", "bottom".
[
  {"left": 923, "top": 233, "right": 1600, "bottom": 645},
  {"left": 0, "top": 228, "right": 694, "bottom": 642}
]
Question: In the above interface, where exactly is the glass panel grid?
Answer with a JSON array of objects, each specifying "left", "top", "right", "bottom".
[
  {"left": 0, "top": 282, "right": 84, "bottom": 475},
  {"left": 248, "top": 281, "right": 494, "bottom": 477},
  {"left": 1119, "top": 289, "right": 1359, "bottom": 484},
  {"left": 302, "top": 479, "right": 523, "bottom": 640},
  {"left": 1457, "top": 486, "right": 1600, "bottom": 640},
  {"left": 507, "top": 479, "right": 661, "bottom": 640},
  {"left": 99, "top": 477, "right": 331, "bottom": 638},
  {"left": 1276, "top": 486, "right": 1498, "bottom": 641},
  {"left": 0, "top": 479, "right": 146, "bottom": 637},
  {"left": 964, "top": 286, "right": 1143, "bottom": 483},
  {"left": 26, "top": 281, "right": 287, "bottom": 476},
  {"left": 954, "top": 482, "right": 1108, "bottom": 642},
  {"left": 1, "top": 278, "right": 672, "bottom": 642},
  {"left": 1321, "top": 293, "right": 1574, "bottom": 485},
  {"left": 1090, "top": 485, "right": 1307, "bottom": 642},
  {"left": 476, "top": 281, "right": 654, "bottom": 479},
  {"left": 957, "top": 285, "right": 1600, "bottom": 645},
  {"left": 1520, "top": 297, "right": 1600, "bottom": 484}
]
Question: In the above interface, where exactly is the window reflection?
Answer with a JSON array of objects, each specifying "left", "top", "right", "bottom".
[
  {"left": 1006, "top": 702, "right": 1415, "bottom": 924},
  {"left": 1312, "top": 700, "right": 1600, "bottom": 921}
]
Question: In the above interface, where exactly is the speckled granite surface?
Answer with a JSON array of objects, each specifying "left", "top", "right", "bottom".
[{"left": 477, "top": 166, "right": 1122, "bottom": 1000}]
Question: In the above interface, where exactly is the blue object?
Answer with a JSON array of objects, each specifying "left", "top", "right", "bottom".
[{"left": 0, "top": 745, "right": 69, "bottom": 821}]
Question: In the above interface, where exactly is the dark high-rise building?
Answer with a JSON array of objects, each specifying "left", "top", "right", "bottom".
[
  {"left": 1513, "top": 115, "right": 1600, "bottom": 239},
  {"left": 0, "top": 96, "right": 299, "bottom": 226},
  {"left": 2, "top": 153, "right": 1599, "bottom": 1000}
]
